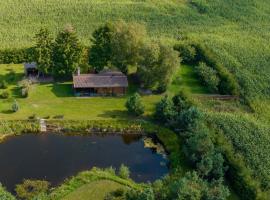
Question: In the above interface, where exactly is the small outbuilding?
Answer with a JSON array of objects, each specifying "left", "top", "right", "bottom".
[
  {"left": 73, "top": 70, "right": 128, "bottom": 96},
  {"left": 24, "top": 62, "right": 38, "bottom": 77}
]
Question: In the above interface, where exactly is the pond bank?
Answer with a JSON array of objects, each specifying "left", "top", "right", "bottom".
[{"left": 0, "top": 119, "right": 187, "bottom": 169}]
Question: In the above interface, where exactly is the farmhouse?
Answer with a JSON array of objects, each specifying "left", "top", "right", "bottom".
[{"left": 73, "top": 70, "right": 128, "bottom": 96}]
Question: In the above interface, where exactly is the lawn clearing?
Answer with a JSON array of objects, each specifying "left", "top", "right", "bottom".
[
  {"left": 168, "top": 65, "right": 209, "bottom": 95},
  {"left": 62, "top": 180, "right": 124, "bottom": 200},
  {"left": 0, "top": 64, "right": 163, "bottom": 120}
]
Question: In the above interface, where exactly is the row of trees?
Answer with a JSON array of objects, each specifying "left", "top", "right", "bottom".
[
  {"left": 35, "top": 21, "right": 179, "bottom": 92},
  {"left": 35, "top": 25, "right": 82, "bottom": 79}
]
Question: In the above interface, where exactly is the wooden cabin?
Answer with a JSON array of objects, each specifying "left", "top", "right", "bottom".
[{"left": 73, "top": 70, "right": 128, "bottom": 96}]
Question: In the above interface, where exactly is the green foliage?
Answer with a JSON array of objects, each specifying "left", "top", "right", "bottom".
[
  {"left": 209, "top": 113, "right": 270, "bottom": 199},
  {"left": 110, "top": 21, "right": 146, "bottom": 74},
  {"left": 89, "top": 20, "right": 146, "bottom": 74},
  {"left": 118, "top": 164, "right": 130, "bottom": 179},
  {"left": 195, "top": 62, "right": 220, "bottom": 92},
  {"left": 34, "top": 28, "right": 53, "bottom": 75},
  {"left": 125, "top": 93, "right": 145, "bottom": 116},
  {"left": 1, "top": 90, "right": 10, "bottom": 99},
  {"left": 126, "top": 187, "right": 154, "bottom": 200},
  {"left": 0, "top": 184, "right": 16, "bottom": 200},
  {"left": 194, "top": 44, "right": 240, "bottom": 95},
  {"left": 89, "top": 22, "right": 114, "bottom": 72},
  {"left": 52, "top": 25, "right": 83, "bottom": 79},
  {"left": 15, "top": 179, "right": 50, "bottom": 200},
  {"left": 12, "top": 99, "right": 19, "bottom": 112},
  {"left": 174, "top": 41, "right": 196, "bottom": 65},
  {"left": 0, "top": 48, "right": 34, "bottom": 64},
  {"left": 154, "top": 95, "right": 175, "bottom": 124},
  {"left": 0, "top": 80, "right": 8, "bottom": 89},
  {"left": 137, "top": 42, "right": 179, "bottom": 92}
]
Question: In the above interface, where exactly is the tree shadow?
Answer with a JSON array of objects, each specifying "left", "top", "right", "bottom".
[
  {"left": 46, "top": 82, "right": 74, "bottom": 97},
  {"left": 1, "top": 109, "right": 13, "bottom": 114},
  {"left": 97, "top": 110, "right": 130, "bottom": 119}
]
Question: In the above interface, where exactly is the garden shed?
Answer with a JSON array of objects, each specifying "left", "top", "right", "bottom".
[
  {"left": 73, "top": 70, "right": 128, "bottom": 96},
  {"left": 24, "top": 62, "right": 38, "bottom": 77}
]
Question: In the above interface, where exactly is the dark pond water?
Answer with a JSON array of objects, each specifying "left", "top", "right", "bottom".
[{"left": 0, "top": 133, "right": 168, "bottom": 192}]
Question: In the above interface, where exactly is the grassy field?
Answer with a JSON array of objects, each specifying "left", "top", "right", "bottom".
[
  {"left": 0, "top": 64, "right": 161, "bottom": 120},
  {"left": 62, "top": 180, "right": 124, "bottom": 200}
]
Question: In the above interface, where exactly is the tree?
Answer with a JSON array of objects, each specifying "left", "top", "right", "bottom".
[
  {"left": 125, "top": 93, "right": 145, "bottom": 116},
  {"left": 89, "top": 22, "right": 114, "bottom": 72},
  {"left": 174, "top": 41, "right": 196, "bottom": 64},
  {"left": 34, "top": 28, "right": 53, "bottom": 75},
  {"left": 203, "top": 179, "right": 230, "bottom": 200},
  {"left": 52, "top": 25, "right": 83, "bottom": 79},
  {"left": 195, "top": 62, "right": 220, "bottom": 92},
  {"left": 110, "top": 20, "right": 146, "bottom": 74},
  {"left": 177, "top": 172, "right": 204, "bottom": 200},
  {"left": 119, "top": 164, "right": 130, "bottom": 179},
  {"left": 154, "top": 95, "right": 175, "bottom": 123},
  {"left": 89, "top": 20, "right": 146, "bottom": 73},
  {"left": 137, "top": 42, "right": 179, "bottom": 92}
]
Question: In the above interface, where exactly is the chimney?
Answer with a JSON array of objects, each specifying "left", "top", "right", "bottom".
[{"left": 77, "top": 67, "right": 80, "bottom": 76}]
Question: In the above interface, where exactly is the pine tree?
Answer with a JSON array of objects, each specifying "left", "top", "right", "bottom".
[
  {"left": 52, "top": 25, "right": 83, "bottom": 79},
  {"left": 34, "top": 28, "right": 53, "bottom": 75}
]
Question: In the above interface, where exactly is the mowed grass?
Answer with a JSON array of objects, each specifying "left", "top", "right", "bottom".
[
  {"left": 62, "top": 180, "right": 124, "bottom": 200},
  {"left": 169, "top": 65, "right": 209, "bottom": 95},
  {"left": 0, "top": 64, "right": 163, "bottom": 120}
]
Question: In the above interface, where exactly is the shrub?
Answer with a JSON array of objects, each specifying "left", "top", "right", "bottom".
[
  {"left": 119, "top": 164, "right": 130, "bottom": 179},
  {"left": 195, "top": 62, "right": 220, "bottom": 92},
  {"left": 154, "top": 95, "right": 175, "bottom": 123},
  {"left": 174, "top": 41, "right": 197, "bottom": 64},
  {"left": 1, "top": 90, "right": 10, "bottom": 99},
  {"left": 126, "top": 187, "right": 154, "bottom": 200},
  {"left": 21, "top": 87, "right": 29, "bottom": 98},
  {"left": 125, "top": 93, "right": 145, "bottom": 116},
  {"left": 0, "top": 184, "right": 16, "bottom": 200},
  {"left": 12, "top": 99, "right": 19, "bottom": 112},
  {"left": 0, "top": 80, "right": 8, "bottom": 89},
  {"left": 15, "top": 180, "right": 50, "bottom": 200}
]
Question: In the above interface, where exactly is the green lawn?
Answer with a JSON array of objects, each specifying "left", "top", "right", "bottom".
[
  {"left": 0, "top": 64, "right": 164, "bottom": 120},
  {"left": 62, "top": 180, "right": 124, "bottom": 200},
  {"left": 0, "top": 64, "right": 210, "bottom": 120}
]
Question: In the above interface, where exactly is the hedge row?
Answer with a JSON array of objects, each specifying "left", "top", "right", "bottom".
[
  {"left": 194, "top": 44, "right": 240, "bottom": 96},
  {"left": 0, "top": 48, "right": 35, "bottom": 64}
]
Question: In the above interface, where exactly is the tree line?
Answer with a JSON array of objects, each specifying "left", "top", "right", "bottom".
[{"left": 34, "top": 21, "right": 179, "bottom": 93}]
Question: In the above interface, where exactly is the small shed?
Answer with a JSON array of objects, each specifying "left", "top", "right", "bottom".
[
  {"left": 24, "top": 62, "right": 38, "bottom": 77},
  {"left": 73, "top": 70, "right": 128, "bottom": 96}
]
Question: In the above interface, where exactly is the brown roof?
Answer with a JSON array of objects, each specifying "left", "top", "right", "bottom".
[{"left": 73, "top": 73, "right": 128, "bottom": 88}]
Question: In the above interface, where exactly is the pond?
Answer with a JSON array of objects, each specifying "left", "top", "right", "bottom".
[{"left": 0, "top": 133, "right": 168, "bottom": 192}]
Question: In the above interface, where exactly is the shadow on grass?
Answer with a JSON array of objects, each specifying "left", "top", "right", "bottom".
[
  {"left": 1, "top": 110, "right": 13, "bottom": 114},
  {"left": 97, "top": 110, "right": 130, "bottom": 119},
  {"left": 45, "top": 82, "right": 74, "bottom": 97}
]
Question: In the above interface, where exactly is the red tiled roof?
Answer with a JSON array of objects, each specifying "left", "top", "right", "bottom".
[{"left": 73, "top": 73, "right": 128, "bottom": 88}]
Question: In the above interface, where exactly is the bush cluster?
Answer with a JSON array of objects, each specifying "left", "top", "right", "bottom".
[
  {"left": 1, "top": 90, "right": 10, "bottom": 99},
  {"left": 125, "top": 93, "right": 145, "bottom": 116}
]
